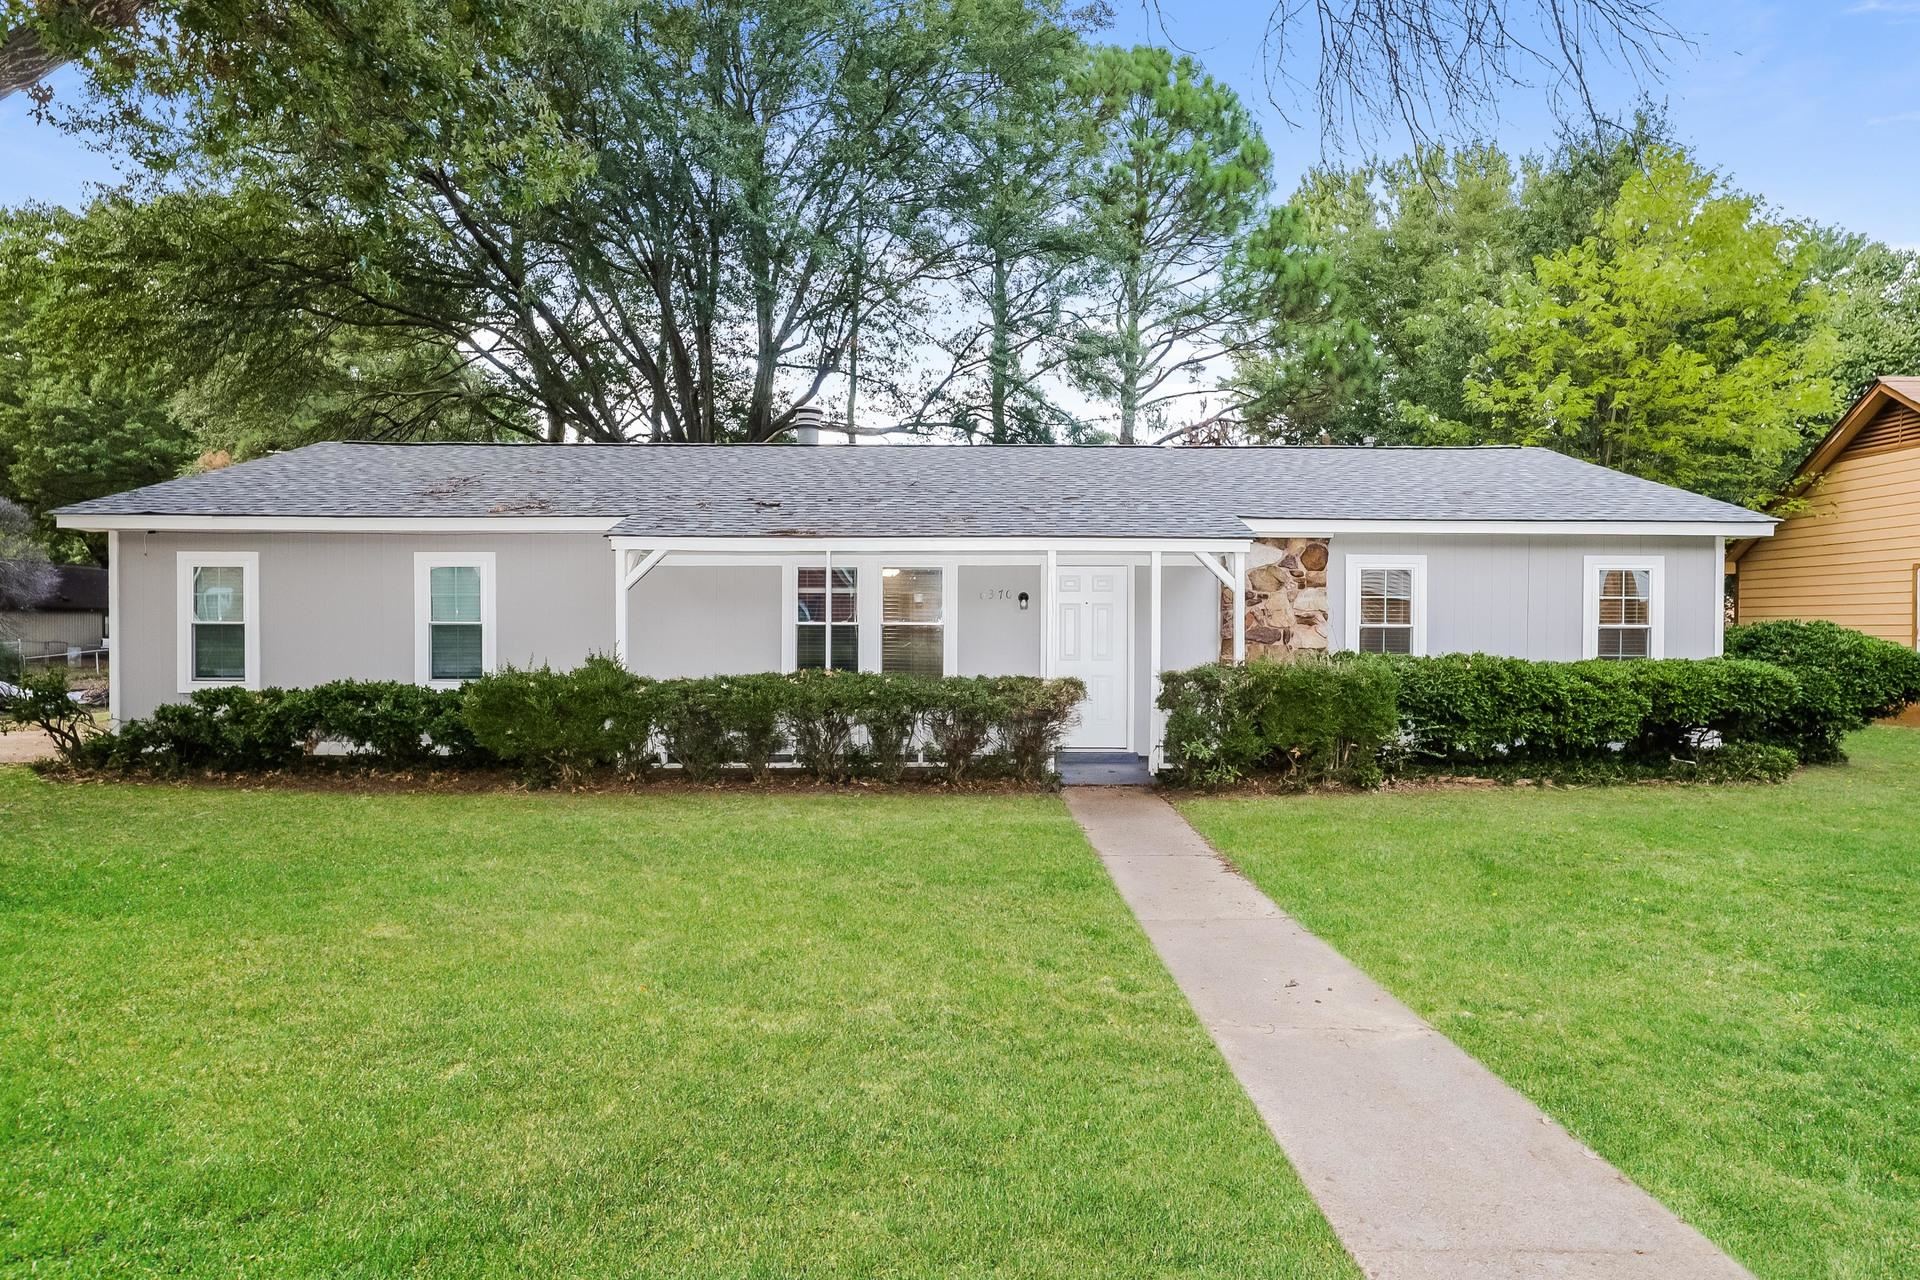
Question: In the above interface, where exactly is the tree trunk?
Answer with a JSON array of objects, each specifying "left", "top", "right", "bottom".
[{"left": 989, "top": 252, "right": 1011, "bottom": 443}]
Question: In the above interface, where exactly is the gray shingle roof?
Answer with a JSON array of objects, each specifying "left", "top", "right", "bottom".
[{"left": 55, "top": 441, "right": 1774, "bottom": 536}]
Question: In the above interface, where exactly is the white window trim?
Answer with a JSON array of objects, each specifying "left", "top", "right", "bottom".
[
  {"left": 1343, "top": 554, "right": 1428, "bottom": 656},
  {"left": 869, "top": 563, "right": 958, "bottom": 677},
  {"left": 176, "top": 551, "right": 261, "bottom": 694},
  {"left": 782, "top": 557, "right": 961, "bottom": 675},
  {"left": 414, "top": 551, "right": 498, "bottom": 688},
  {"left": 1582, "top": 554, "right": 1665, "bottom": 660},
  {"left": 787, "top": 559, "right": 861, "bottom": 673}
]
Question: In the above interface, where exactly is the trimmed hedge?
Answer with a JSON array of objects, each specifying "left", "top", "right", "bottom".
[
  {"left": 1726, "top": 620, "right": 1920, "bottom": 761},
  {"left": 1157, "top": 624, "right": 1920, "bottom": 788},
  {"left": 1388, "top": 654, "right": 1806, "bottom": 775},
  {"left": 72, "top": 663, "right": 1087, "bottom": 787},
  {"left": 1158, "top": 655, "right": 1400, "bottom": 788},
  {"left": 76, "top": 680, "right": 484, "bottom": 775}
]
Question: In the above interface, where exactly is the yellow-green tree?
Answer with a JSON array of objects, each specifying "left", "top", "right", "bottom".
[{"left": 1467, "top": 147, "right": 1836, "bottom": 506}]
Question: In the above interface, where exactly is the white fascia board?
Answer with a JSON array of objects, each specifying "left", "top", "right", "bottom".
[
  {"left": 1239, "top": 518, "right": 1776, "bottom": 539},
  {"left": 604, "top": 535, "right": 1257, "bottom": 554},
  {"left": 56, "top": 514, "right": 622, "bottom": 533}
]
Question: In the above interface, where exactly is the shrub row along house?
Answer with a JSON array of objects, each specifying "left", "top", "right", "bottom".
[{"left": 55, "top": 442, "right": 1776, "bottom": 769}]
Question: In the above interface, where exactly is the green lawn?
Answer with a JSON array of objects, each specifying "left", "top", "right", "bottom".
[
  {"left": 1180, "top": 726, "right": 1920, "bottom": 1280},
  {"left": 0, "top": 772, "right": 1355, "bottom": 1278}
]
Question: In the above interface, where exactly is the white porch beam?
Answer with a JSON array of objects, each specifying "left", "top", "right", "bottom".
[
  {"left": 1149, "top": 550, "right": 1163, "bottom": 772},
  {"left": 1232, "top": 550, "right": 1247, "bottom": 664},
  {"left": 605, "top": 535, "right": 1258, "bottom": 555}
]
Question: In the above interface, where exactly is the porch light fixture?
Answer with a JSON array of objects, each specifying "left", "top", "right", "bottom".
[{"left": 1018, "top": 591, "right": 1030, "bottom": 611}]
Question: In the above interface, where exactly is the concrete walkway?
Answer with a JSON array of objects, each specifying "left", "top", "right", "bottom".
[{"left": 1064, "top": 787, "right": 1752, "bottom": 1280}]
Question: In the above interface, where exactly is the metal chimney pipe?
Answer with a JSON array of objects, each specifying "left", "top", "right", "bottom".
[{"left": 790, "top": 404, "right": 824, "bottom": 446}]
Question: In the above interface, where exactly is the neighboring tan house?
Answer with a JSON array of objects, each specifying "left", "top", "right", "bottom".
[
  {"left": 54, "top": 442, "right": 1775, "bottom": 768},
  {"left": 1732, "top": 377, "right": 1920, "bottom": 649},
  {"left": 0, "top": 559, "right": 109, "bottom": 656}
]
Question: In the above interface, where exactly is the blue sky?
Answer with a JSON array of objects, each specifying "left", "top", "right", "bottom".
[{"left": 2, "top": 1, "right": 1917, "bottom": 245}]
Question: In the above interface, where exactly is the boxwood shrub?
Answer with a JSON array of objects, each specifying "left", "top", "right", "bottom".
[
  {"left": 1158, "top": 655, "right": 1400, "bottom": 788},
  {"left": 1726, "top": 619, "right": 1920, "bottom": 761},
  {"left": 73, "top": 663, "right": 1086, "bottom": 787},
  {"left": 1389, "top": 655, "right": 1806, "bottom": 773},
  {"left": 1156, "top": 635, "right": 1906, "bottom": 789}
]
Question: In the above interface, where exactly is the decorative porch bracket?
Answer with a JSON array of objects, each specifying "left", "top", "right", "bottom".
[{"left": 1190, "top": 550, "right": 1249, "bottom": 664}]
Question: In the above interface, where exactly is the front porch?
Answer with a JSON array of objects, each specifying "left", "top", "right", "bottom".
[{"left": 607, "top": 537, "right": 1256, "bottom": 769}]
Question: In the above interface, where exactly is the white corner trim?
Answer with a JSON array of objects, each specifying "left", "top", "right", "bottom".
[
  {"left": 1582, "top": 554, "right": 1666, "bottom": 660},
  {"left": 106, "top": 531, "right": 122, "bottom": 725},
  {"left": 414, "top": 551, "right": 498, "bottom": 688},
  {"left": 176, "top": 550, "right": 261, "bottom": 694},
  {"left": 1343, "top": 554, "right": 1429, "bottom": 656},
  {"left": 1243, "top": 518, "right": 1773, "bottom": 539},
  {"left": 1714, "top": 537, "right": 1726, "bottom": 657}
]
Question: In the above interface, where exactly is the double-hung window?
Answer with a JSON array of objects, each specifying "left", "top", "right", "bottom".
[
  {"left": 1584, "top": 556, "right": 1663, "bottom": 659},
  {"left": 177, "top": 551, "right": 259, "bottom": 691},
  {"left": 415, "top": 552, "right": 496, "bottom": 686},
  {"left": 1344, "top": 555, "right": 1427, "bottom": 655},
  {"left": 796, "top": 565, "right": 858, "bottom": 670},
  {"left": 880, "top": 567, "right": 944, "bottom": 677}
]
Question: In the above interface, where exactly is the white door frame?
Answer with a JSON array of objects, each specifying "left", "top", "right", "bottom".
[{"left": 1050, "top": 561, "right": 1133, "bottom": 752}]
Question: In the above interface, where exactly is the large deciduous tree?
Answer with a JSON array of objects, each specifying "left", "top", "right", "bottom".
[
  {"left": 29, "top": 0, "right": 1092, "bottom": 443},
  {"left": 1465, "top": 146, "right": 1835, "bottom": 506},
  {"left": 1067, "top": 46, "right": 1269, "bottom": 444}
]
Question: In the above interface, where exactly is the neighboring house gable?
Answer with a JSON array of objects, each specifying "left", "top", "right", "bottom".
[{"left": 1734, "top": 378, "right": 1920, "bottom": 646}]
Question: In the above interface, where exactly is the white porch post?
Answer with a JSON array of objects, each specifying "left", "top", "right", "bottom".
[
  {"left": 1042, "top": 548, "right": 1058, "bottom": 677},
  {"left": 1232, "top": 549, "right": 1247, "bottom": 664},
  {"left": 612, "top": 547, "right": 630, "bottom": 669},
  {"left": 1149, "top": 549, "right": 1163, "bottom": 771}
]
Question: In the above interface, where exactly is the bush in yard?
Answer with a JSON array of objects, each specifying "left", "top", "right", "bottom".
[
  {"left": 302, "top": 680, "right": 485, "bottom": 768},
  {"left": 1388, "top": 655, "right": 1646, "bottom": 762},
  {"left": 925, "top": 676, "right": 1000, "bottom": 783},
  {"left": 462, "top": 656, "right": 654, "bottom": 783},
  {"left": 0, "top": 666, "right": 96, "bottom": 760},
  {"left": 989, "top": 676, "right": 1086, "bottom": 784},
  {"left": 1622, "top": 658, "right": 1803, "bottom": 760},
  {"left": 76, "top": 685, "right": 311, "bottom": 774},
  {"left": 1727, "top": 620, "right": 1920, "bottom": 760},
  {"left": 854, "top": 674, "right": 934, "bottom": 782},
  {"left": 654, "top": 673, "right": 798, "bottom": 781},
  {"left": 722, "top": 673, "right": 791, "bottom": 781},
  {"left": 1158, "top": 655, "right": 1399, "bottom": 788},
  {"left": 786, "top": 669, "right": 863, "bottom": 781},
  {"left": 1390, "top": 654, "right": 1815, "bottom": 772}
]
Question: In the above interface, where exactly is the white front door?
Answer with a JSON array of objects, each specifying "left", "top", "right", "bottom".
[{"left": 1054, "top": 565, "right": 1130, "bottom": 749}]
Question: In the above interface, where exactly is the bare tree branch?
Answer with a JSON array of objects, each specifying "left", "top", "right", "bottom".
[{"left": 1153, "top": 1, "right": 1686, "bottom": 148}]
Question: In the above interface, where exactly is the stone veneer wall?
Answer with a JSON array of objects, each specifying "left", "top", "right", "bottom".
[{"left": 1220, "top": 537, "right": 1330, "bottom": 662}]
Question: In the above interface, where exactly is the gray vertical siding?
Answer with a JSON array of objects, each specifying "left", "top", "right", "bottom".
[
  {"left": 957, "top": 565, "right": 1042, "bottom": 676},
  {"left": 627, "top": 565, "right": 782, "bottom": 677},
  {"left": 1327, "top": 534, "right": 1723, "bottom": 660},
  {"left": 117, "top": 531, "right": 615, "bottom": 720}
]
